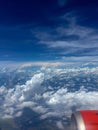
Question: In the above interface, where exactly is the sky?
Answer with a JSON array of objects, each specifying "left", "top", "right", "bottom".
[{"left": 0, "top": 0, "right": 98, "bottom": 63}]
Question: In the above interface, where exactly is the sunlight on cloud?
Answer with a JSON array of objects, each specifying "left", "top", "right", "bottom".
[
  {"left": 56, "top": 121, "right": 65, "bottom": 130},
  {"left": 0, "top": 66, "right": 98, "bottom": 122}
]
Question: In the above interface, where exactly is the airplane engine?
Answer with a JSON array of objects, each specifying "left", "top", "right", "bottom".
[{"left": 70, "top": 110, "right": 98, "bottom": 130}]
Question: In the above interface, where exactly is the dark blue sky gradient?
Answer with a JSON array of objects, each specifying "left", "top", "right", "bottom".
[{"left": 0, "top": 0, "right": 98, "bottom": 62}]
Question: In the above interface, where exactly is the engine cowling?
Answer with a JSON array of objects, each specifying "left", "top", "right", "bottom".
[{"left": 70, "top": 110, "right": 98, "bottom": 130}]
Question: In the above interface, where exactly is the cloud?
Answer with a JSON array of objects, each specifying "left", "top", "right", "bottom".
[
  {"left": 0, "top": 61, "right": 67, "bottom": 73},
  {"left": 40, "top": 111, "right": 61, "bottom": 119},
  {"left": 46, "top": 87, "right": 98, "bottom": 110},
  {"left": 1, "top": 66, "right": 98, "bottom": 125},
  {"left": 61, "top": 56, "right": 98, "bottom": 62},
  {"left": 40, "top": 24, "right": 98, "bottom": 50},
  {"left": 20, "top": 61, "right": 66, "bottom": 68},
  {"left": 56, "top": 121, "right": 65, "bottom": 130},
  {"left": 31, "top": 12, "right": 98, "bottom": 60},
  {"left": 0, "top": 73, "right": 45, "bottom": 118},
  {"left": 41, "top": 84, "right": 98, "bottom": 120}
]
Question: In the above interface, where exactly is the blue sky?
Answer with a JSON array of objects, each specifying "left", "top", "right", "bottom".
[{"left": 0, "top": 0, "right": 98, "bottom": 62}]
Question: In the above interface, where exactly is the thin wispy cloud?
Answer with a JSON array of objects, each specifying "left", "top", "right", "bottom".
[
  {"left": 0, "top": 0, "right": 98, "bottom": 62},
  {"left": 31, "top": 13, "right": 98, "bottom": 62}
]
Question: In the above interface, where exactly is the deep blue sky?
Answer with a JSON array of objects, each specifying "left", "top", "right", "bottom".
[{"left": 0, "top": 0, "right": 98, "bottom": 62}]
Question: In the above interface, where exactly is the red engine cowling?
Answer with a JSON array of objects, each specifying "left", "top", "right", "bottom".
[{"left": 70, "top": 110, "right": 98, "bottom": 130}]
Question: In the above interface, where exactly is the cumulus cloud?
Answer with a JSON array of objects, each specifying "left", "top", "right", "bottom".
[
  {"left": 0, "top": 73, "right": 45, "bottom": 118},
  {"left": 56, "top": 121, "right": 65, "bottom": 130},
  {"left": 46, "top": 87, "right": 98, "bottom": 111},
  {"left": 0, "top": 66, "right": 98, "bottom": 125}
]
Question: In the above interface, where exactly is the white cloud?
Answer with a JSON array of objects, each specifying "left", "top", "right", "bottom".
[
  {"left": 56, "top": 121, "right": 65, "bottom": 130},
  {"left": 32, "top": 105, "right": 48, "bottom": 114},
  {"left": 40, "top": 111, "right": 61, "bottom": 119},
  {"left": 0, "top": 66, "right": 98, "bottom": 123},
  {"left": 57, "top": 15, "right": 94, "bottom": 39},
  {"left": 0, "top": 73, "right": 45, "bottom": 118},
  {"left": 20, "top": 61, "right": 65, "bottom": 68},
  {"left": 31, "top": 13, "right": 98, "bottom": 59},
  {"left": 61, "top": 56, "right": 98, "bottom": 62},
  {"left": 43, "top": 87, "right": 98, "bottom": 119}
]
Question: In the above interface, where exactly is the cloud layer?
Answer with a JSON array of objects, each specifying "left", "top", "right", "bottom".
[
  {"left": 0, "top": 65, "right": 98, "bottom": 129},
  {"left": 31, "top": 12, "right": 98, "bottom": 62}
]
